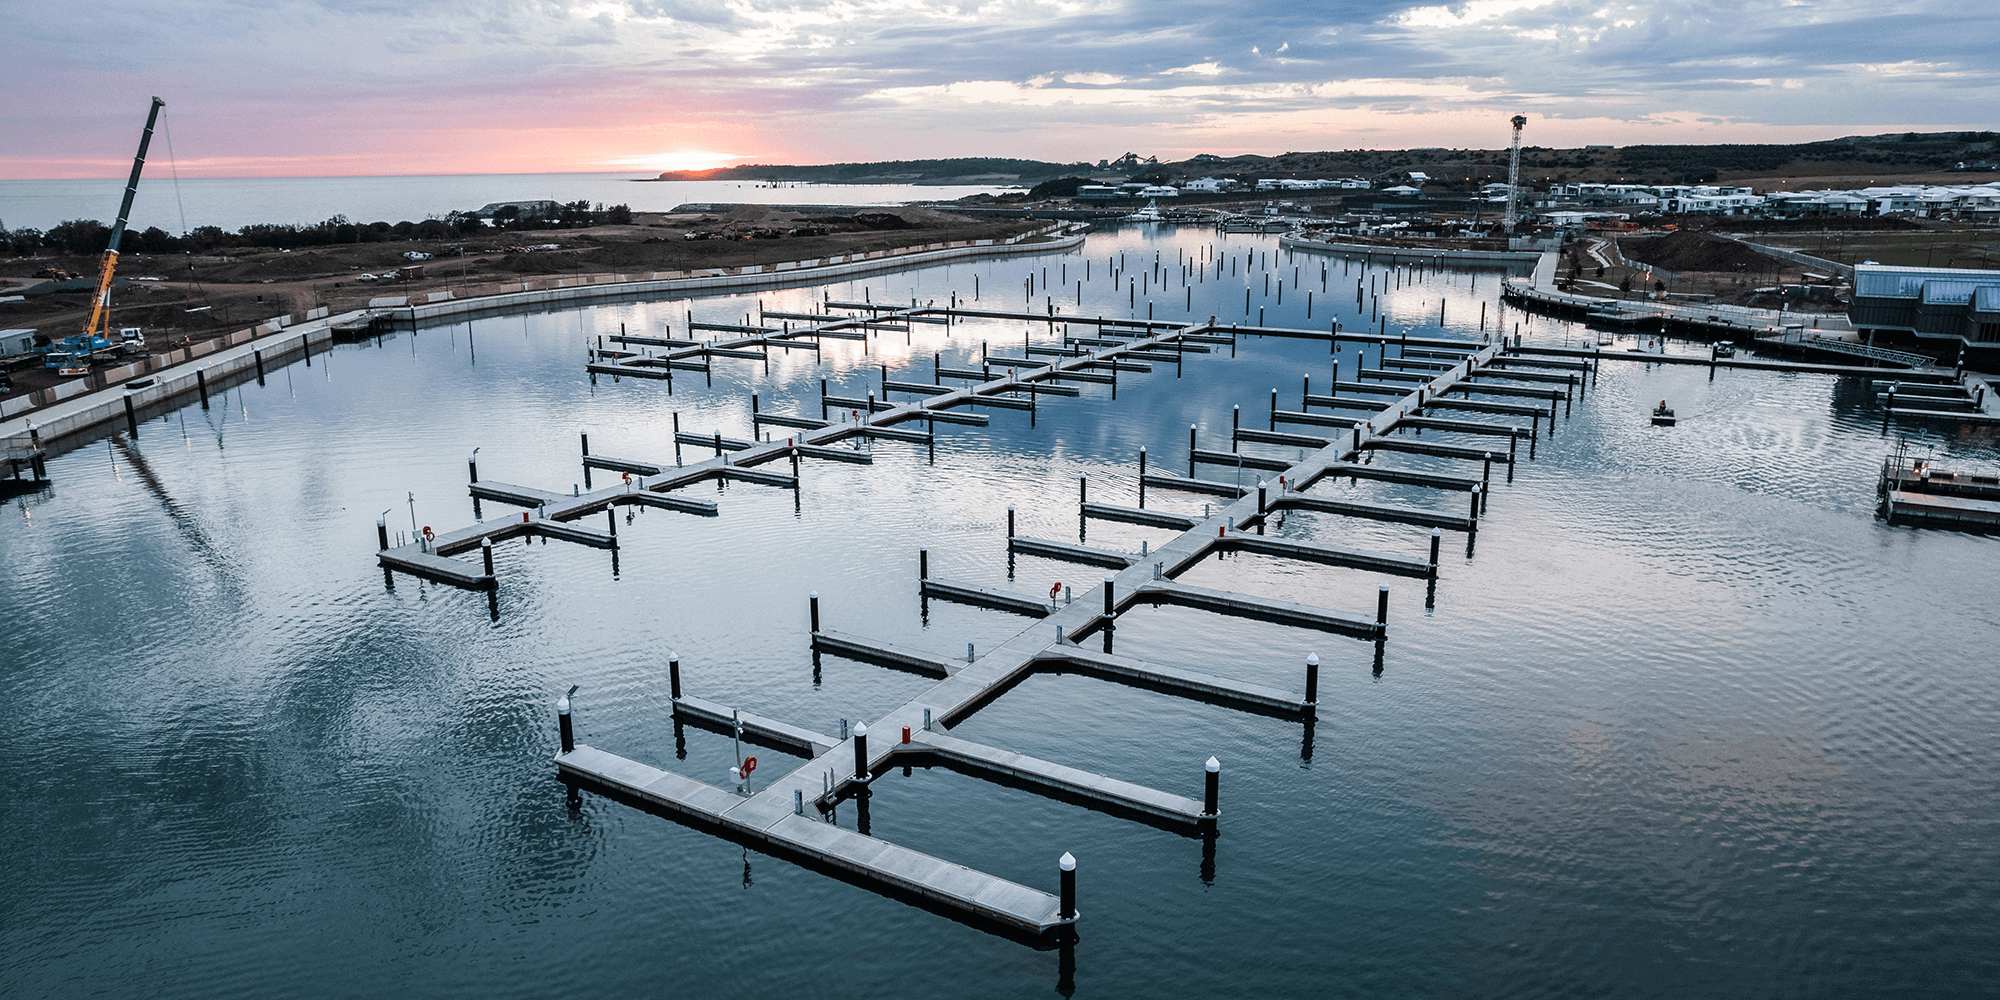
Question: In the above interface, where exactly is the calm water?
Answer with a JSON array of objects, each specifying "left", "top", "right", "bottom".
[
  {"left": 0, "top": 175, "right": 1019, "bottom": 234},
  {"left": 4, "top": 227, "right": 1997, "bottom": 998}
]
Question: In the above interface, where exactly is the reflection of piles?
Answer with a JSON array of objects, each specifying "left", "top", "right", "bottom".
[
  {"left": 386, "top": 297, "right": 1601, "bottom": 943},
  {"left": 544, "top": 329, "right": 1583, "bottom": 942}
]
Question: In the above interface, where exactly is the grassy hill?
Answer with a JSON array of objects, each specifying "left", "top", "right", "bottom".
[
  {"left": 653, "top": 158, "right": 1091, "bottom": 185},
  {"left": 1153, "top": 132, "right": 2000, "bottom": 190},
  {"left": 658, "top": 133, "right": 2000, "bottom": 192}
]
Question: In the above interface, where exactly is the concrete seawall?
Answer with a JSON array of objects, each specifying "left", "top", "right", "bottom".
[{"left": 1279, "top": 234, "right": 1543, "bottom": 267}]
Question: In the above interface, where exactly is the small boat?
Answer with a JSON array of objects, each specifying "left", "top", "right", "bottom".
[
  {"left": 58, "top": 365, "right": 91, "bottom": 377},
  {"left": 1651, "top": 401, "right": 1676, "bottom": 426},
  {"left": 1123, "top": 199, "right": 1165, "bottom": 223},
  {"left": 1713, "top": 343, "right": 1736, "bottom": 358}
]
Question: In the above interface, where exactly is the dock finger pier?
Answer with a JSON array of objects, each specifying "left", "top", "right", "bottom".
[{"left": 374, "top": 298, "right": 1591, "bottom": 941}]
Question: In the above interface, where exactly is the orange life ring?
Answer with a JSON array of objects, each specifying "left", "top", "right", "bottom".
[
  {"left": 1049, "top": 582, "right": 1063, "bottom": 599},
  {"left": 740, "top": 756, "right": 757, "bottom": 777},
  {"left": 421, "top": 525, "right": 434, "bottom": 542}
]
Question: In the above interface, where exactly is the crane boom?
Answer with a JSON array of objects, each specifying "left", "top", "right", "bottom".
[
  {"left": 1502, "top": 114, "right": 1526, "bottom": 234},
  {"left": 82, "top": 96, "right": 165, "bottom": 346}
]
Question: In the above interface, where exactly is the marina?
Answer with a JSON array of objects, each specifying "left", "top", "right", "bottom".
[{"left": 6, "top": 222, "right": 1998, "bottom": 998}]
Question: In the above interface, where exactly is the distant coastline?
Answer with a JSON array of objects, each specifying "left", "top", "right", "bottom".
[
  {"left": 633, "top": 176, "right": 1031, "bottom": 187},
  {"left": 650, "top": 157, "right": 1080, "bottom": 187},
  {"left": 0, "top": 175, "right": 1020, "bottom": 234}
]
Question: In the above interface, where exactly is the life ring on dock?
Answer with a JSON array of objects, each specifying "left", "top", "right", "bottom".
[
  {"left": 421, "top": 526, "right": 434, "bottom": 542},
  {"left": 740, "top": 756, "right": 757, "bottom": 777},
  {"left": 622, "top": 471, "right": 631, "bottom": 484},
  {"left": 1050, "top": 582, "right": 1063, "bottom": 599}
]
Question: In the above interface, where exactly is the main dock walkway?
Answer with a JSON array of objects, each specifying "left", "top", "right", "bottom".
[{"left": 479, "top": 303, "right": 1539, "bottom": 938}]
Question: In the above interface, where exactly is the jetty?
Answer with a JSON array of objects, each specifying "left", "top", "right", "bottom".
[
  {"left": 1878, "top": 451, "right": 2000, "bottom": 530},
  {"left": 496, "top": 308, "right": 1573, "bottom": 940}
]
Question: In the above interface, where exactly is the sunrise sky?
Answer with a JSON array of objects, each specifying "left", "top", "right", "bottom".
[{"left": 5, "top": 0, "right": 1995, "bottom": 179}]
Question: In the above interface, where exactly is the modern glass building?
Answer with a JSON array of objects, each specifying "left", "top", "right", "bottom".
[{"left": 1849, "top": 264, "right": 2000, "bottom": 361}]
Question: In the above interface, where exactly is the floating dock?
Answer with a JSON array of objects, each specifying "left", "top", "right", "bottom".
[{"left": 388, "top": 306, "right": 1602, "bottom": 939}]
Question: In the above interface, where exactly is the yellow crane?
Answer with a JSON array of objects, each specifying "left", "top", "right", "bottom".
[{"left": 79, "top": 96, "right": 165, "bottom": 349}]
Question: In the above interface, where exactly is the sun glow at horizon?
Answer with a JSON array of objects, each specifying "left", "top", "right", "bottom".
[{"left": 597, "top": 150, "right": 756, "bottom": 173}]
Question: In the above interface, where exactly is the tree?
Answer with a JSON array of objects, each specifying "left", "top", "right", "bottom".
[
  {"left": 1028, "top": 176, "right": 1094, "bottom": 199},
  {"left": 135, "top": 226, "right": 178, "bottom": 252},
  {"left": 6, "top": 226, "right": 42, "bottom": 255},
  {"left": 1619, "top": 275, "right": 1633, "bottom": 294},
  {"left": 47, "top": 218, "right": 110, "bottom": 254}
]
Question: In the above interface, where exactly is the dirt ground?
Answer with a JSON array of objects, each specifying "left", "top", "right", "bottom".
[
  {"left": 0, "top": 208, "right": 1034, "bottom": 402},
  {"left": 1723, "top": 169, "right": 2000, "bottom": 188},
  {"left": 1618, "top": 231, "right": 1775, "bottom": 273},
  {"left": 1742, "top": 227, "right": 2000, "bottom": 269},
  {"left": 1564, "top": 233, "right": 1845, "bottom": 313}
]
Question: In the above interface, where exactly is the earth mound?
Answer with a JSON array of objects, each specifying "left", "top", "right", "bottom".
[{"left": 1618, "top": 231, "right": 1775, "bottom": 272}]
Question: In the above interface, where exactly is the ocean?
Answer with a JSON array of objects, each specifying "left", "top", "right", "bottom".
[{"left": 0, "top": 174, "right": 1020, "bottom": 234}]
